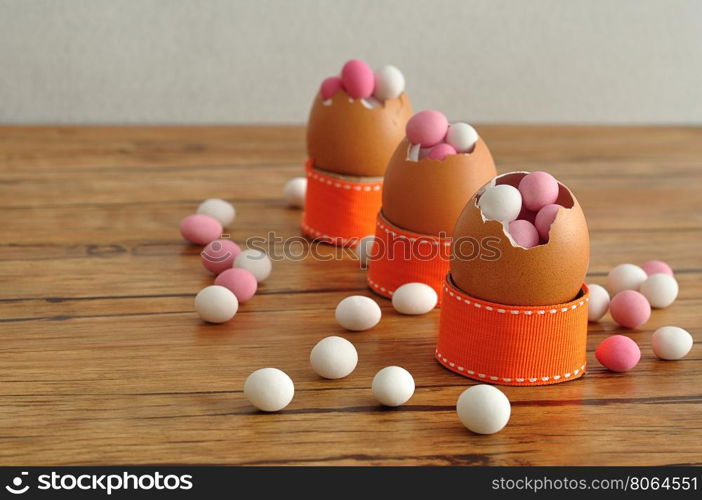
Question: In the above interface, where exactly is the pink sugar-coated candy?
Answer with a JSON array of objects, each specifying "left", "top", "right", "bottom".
[
  {"left": 518, "top": 171, "right": 560, "bottom": 212},
  {"left": 215, "top": 268, "right": 258, "bottom": 303},
  {"left": 426, "top": 143, "right": 457, "bottom": 161},
  {"left": 534, "top": 204, "right": 561, "bottom": 242},
  {"left": 340, "top": 59, "right": 374, "bottom": 99},
  {"left": 179, "top": 214, "right": 222, "bottom": 245},
  {"left": 406, "top": 110, "right": 449, "bottom": 147},
  {"left": 595, "top": 335, "right": 641, "bottom": 372},
  {"left": 642, "top": 260, "right": 673, "bottom": 277},
  {"left": 200, "top": 239, "right": 242, "bottom": 275},
  {"left": 508, "top": 220, "right": 540, "bottom": 248},
  {"left": 609, "top": 290, "right": 651, "bottom": 329},
  {"left": 320, "top": 76, "right": 344, "bottom": 99}
]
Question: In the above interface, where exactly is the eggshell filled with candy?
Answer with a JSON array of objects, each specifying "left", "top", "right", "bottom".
[
  {"left": 307, "top": 73, "right": 412, "bottom": 178},
  {"left": 451, "top": 172, "right": 589, "bottom": 306},
  {"left": 381, "top": 137, "right": 496, "bottom": 236}
]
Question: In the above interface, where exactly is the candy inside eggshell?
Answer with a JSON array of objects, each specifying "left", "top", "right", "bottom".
[
  {"left": 381, "top": 137, "right": 496, "bottom": 236},
  {"left": 450, "top": 172, "right": 590, "bottom": 306}
]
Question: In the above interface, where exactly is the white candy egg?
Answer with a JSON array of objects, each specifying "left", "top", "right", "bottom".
[
  {"left": 194, "top": 285, "right": 238, "bottom": 323},
  {"left": 392, "top": 283, "right": 438, "bottom": 315},
  {"left": 309, "top": 336, "right": 358, "bottom": 379},
  {"left": 244, "top": 368, "right": 294, "bottom": 412},
  {"left": 445, "top": 122, "right": 479, "bottom": 153},
  {"left": 652, "top": 326, "right": 693, "bottom": 360},
  {"left": 234, "top": 249, "right": 272, "bottom": 282},
  {"left": 283, "top": 177, "right": 307, "bottom": 208},
  {"left": 197, "top": 198, "right": 236, "bottom": 226},
  {"left": 456, "top": 384, "right": 511, "bottom": 435},
  {"left": 373, "top": 65, "right": 405, "bottom": 101},
  {"left": 356, "top": 235, "right": 375, "bottom": 269},
  {"left": 372, "top": 366, "right": 415, "bottom": 407},
  {"left": 640, "top": 273, "right": 679, "bottom": 308},
  {"left": 606, "top": 263, "right": 647, "bottom": 295},
  {"left": 477, "top": 184, "right": 522, "bottom": 222},
  {"left": 335, "top": 295, "right": 381, "bottom": 331},
  {"left": 587, "top": 283, "right": 610, "bottom": 322}
]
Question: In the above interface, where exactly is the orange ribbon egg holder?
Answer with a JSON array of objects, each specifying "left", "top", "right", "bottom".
[
  {"left": 301, "top": 159, "right": 383, "bottom": 246},
  {"left": 436, "top": 277, "right": 589, "bottom": 386},
  {"left": 367, "top": 213, "right": 451, "bottom": 302}
]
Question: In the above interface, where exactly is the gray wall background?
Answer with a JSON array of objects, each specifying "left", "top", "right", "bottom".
[{"left": 0, "top": 0, "right": 700, "bottom": 124}]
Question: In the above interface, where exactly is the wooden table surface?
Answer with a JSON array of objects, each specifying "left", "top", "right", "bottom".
[{"left": 0, "top": 125, "right": 700, "bottom": 466}]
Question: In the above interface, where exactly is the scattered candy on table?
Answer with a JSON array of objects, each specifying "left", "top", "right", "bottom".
[
  {"left": 214, "top": 268, "right": 258, "bottom": 303},
  {"left": 371, "top": 366, "right": 415, "bottom": 407},
  {"left": 586, "top": 283, "right": 610, "bottom": 322},
  {"left": 609, "top": 290, "right": 651, "bottom": 329},
  {"left": 197, "top": 198, "right": 236, "bottom": 226},
  {"left": 640, "top": 273, "right": 679, "bottom": 309},
  {"left": 283, "top": 177, "right": 307, "bottom": 208},
  {"left": 200, "top": 239, "right": 242, "bottom": 275},
  {"left": 392, "top": 283, "right": 438, "bottom": 315},
  {"left": 244, "top": 368, "right": 295, "bottom": 412},
  {"left": 309, "top": 336, "right": 358, "bottom": 379},
  {"left": 595, "top": 335, "right": 641, "bottom": 372},
  {"left": 335, "top": 295, "right": 382, "bottom": 331},
  {"left": 606, "top": 263, "right": 648, "bottom": 295},
  {"left": 651, "top": 326, "right": 693, "bottom": 360},
  {"left": 456, "top": 385, "right": 511, "bottom": 435},
  {"left": 194, "top": 285, "right": 238, "bottom": 323},
  {"left": 180, "top": 214, "right": 222, "bottom": 245},
  {"left": 234, "top": 249, "right": 272, "bottom": 282},
  {"left": 641, "top": 259, "right": 673, "bottom": 277}
]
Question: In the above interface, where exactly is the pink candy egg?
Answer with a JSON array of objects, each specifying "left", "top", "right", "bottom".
[
  {"left": 180, "top": 214, "right": 222, "bottom": 245},
  {"left": 406, "top": 110, "right": 449, "bottom": 147},
  {"left": 426, "top": 143, "right": 457, "bottom": 161},
  {"left": 507, "top": 220, "right": 540, "bottom": 248},
  {"left": 595, "top": 335, "right": 641, "bottom": 372},
  {"left": 518, "top": 171, "right": 560, "bottom": 212},
  {"left": 215, "top": 268, "right": 258, "bottom": 303},
  {"left": 340, "top": 59, "right": 374, "bottom": 99},
  {"left": 200, "top": 239, "right": 242, "bottom": 275},
  {"left": 609, "top": 290, "right": 651, "bottom": 328},
  {"left": 534, "top": 204, "right": 561, "bottom": 242},
  {"left": 320, "top": 76, "right": 344, "bottom": 99},
  {"left": 641, "top": 259, "right": 673, "bottom": 277}
]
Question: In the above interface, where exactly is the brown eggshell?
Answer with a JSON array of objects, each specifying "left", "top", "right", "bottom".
[
  {"left": 381, "top": 137, "right": 497, "bottom": 236},
  {"left": 450, "top": 172, "right": 589, "bottom": 306},
  {"left": 306, "top": 90, "right": 412, "bottom": 177}
]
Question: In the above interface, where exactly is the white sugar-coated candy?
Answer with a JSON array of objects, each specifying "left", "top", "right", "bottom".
[
  {"left": 335, "top": 295, "right": 381, "bottom": 331},
  {"left": 652, "top": 326, "right": 693, "bottom": 360},
  {"left": 194, "top": 285, "right": 238, "bottom": 323},
  {"left": 197, "top": 198, "right": 236, "bottom": 226},
  {"left": 283, "top": 177, "right": 307, "bottom": 208},
  {"left": 445, "top": 122, "right": 479, "bottom": 153},
  {"left": 587, "top": 284, "right": 610, "bottom": 322},
  {"left": 606, "top": 263, "right": 647, "bottom": 295},
  {"left": 373, "top": 65, "right": 405, "bottom": 101},
  {"left": 356, "top": 235, "right": 375, "bottom": 269},
  {"left": 392, "top": 283, "right": 438, "bottom": 315},
  {"left": 372, "top": 366, "right": 415, "bottom": 407},
  {"left": 234, "top": 249, "right": 272, "bottom": 282},
  {"left": 640, "top": 273, "right": 679, "bottom": 308},
  {"left": 309, "top": 336, "right": 358, "bottom": 379},
  {"left": 456, "top": 384, "right": 511, "bottom": 435},
  {"left": 244, "top": 368, "right": 294, "bottom": 412},
  {"left": 478, "top": 184, "right": 522, "bottom": 222}
]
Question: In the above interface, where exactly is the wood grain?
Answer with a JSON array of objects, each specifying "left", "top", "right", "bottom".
[{"left": 0, "top": 125, "right": 700, "bottom": 466}]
